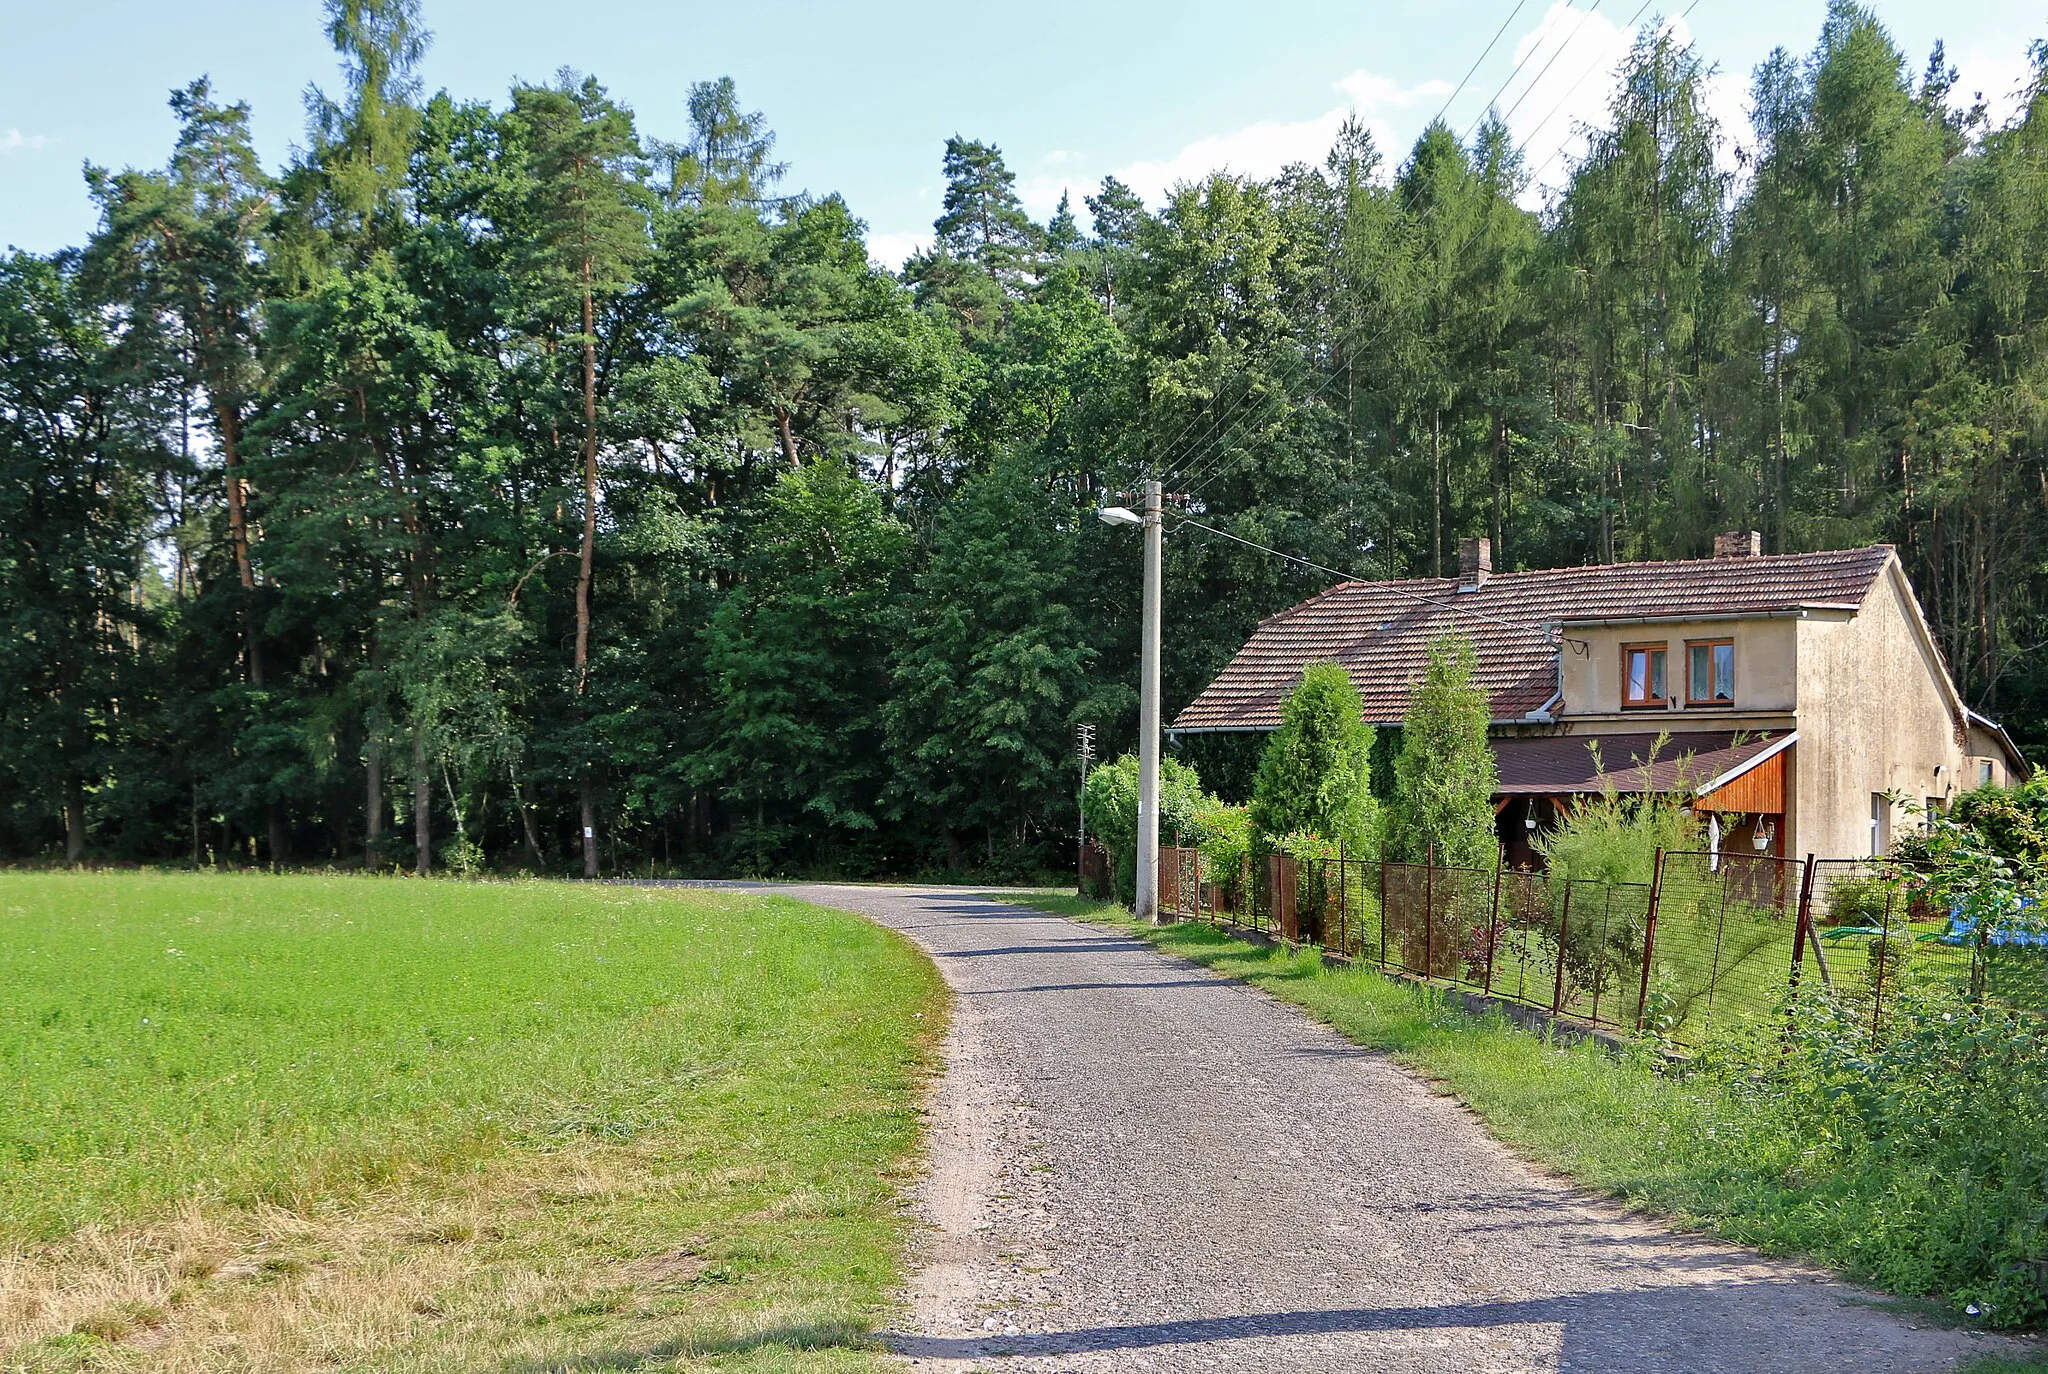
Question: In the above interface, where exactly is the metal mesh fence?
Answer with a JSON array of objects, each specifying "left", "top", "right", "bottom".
[
  {"left": 1646, "top": 852, "right": 1804, "bottom": 1041},
  {"left": 1148, "top": 844, "right": 2048, "bottom": 1048},
  {"left": 1803, "top": 857, "right": 2048, "bottom": 1032}
]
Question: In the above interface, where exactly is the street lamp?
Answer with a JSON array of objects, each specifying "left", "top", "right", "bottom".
[{"left": 1098, "top": 483, "right": 1164, "bottom": 922}]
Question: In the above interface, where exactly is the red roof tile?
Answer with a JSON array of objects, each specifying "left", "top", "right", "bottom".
[{"left": 1172, "top": 546, "right": 1892, "bottom": 732}]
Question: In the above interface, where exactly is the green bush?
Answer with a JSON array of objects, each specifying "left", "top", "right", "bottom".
[
  {"left": 1081, "top": 753, "right": 1211, "bottom": 905},
  {"left": 1195, "top": 798, "right": 1253, "bottom": 904},
  {"left": 1249, "top": 663, "right": 1377, "bottom": 853},
  {"left": 1823, "top": 873, "right": 1894, "bottom": 927},
  {"left": 1894, "top": 775, "right": 2048, "bottom": 879},
  {"left": 1703, "top": 990, "right": 2048, "bottom": 1327},
  {"left": 1531, "top": 738, "right": 1703, "bottom": 888}
]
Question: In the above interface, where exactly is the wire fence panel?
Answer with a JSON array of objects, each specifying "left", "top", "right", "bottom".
[
  {"left": 1802, "top": 856, "right": 2048, "bottom": 1033},
  {"left": 1380, "top": 860, "right": 1496, "bottom": 985},
  {"left": 1554, "top": 879, "right": 1655, "bottom": 1029},
  {"left": 1137, "top": 843, "right": 2048, "bottom": 1050},
  {"left": 1646, "top": 852, "right": 1803, "bottom": 1041}
]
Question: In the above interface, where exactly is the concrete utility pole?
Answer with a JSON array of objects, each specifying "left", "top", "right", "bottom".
[
  {"left": 1094, "top": 482, "right": 1165, "bottom": 923},
  {"left": 1135, "top": 479, "right": 1164, "bottom": 923}
]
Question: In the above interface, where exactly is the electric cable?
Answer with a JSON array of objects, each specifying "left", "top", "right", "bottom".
[
  {"left": 1158, "top": 0, "right": 1642, "bottom": 499},
  {"left": 1143, "top": 0, "right": 1558, "bottom": 490},
  {"left": 1167, "top": 0, "right": 1706, "bottom": 509}
]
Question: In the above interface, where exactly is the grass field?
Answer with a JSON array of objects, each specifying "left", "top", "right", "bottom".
[
  {"left": 1006, "top": 893, "right": 2048, "bottom": 1337},
  {"left": 0, "top": 872, "right": 946, "bottom": 1371}
]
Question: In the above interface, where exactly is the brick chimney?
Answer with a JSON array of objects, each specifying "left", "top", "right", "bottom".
[
  {"left": 1714, "top": 530, "right": 1763, "bottom": 559},
  {"left": 1458, "top": 537, "right": 1491, "bottom": 592}
]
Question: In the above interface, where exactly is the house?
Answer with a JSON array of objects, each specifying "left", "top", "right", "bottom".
[{"left": 1171, "top": 533, "right": 2028, "bottom": 866}]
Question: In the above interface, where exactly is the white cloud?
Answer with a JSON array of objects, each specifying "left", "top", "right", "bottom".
[
  {"left": 0, "top": 129, "right": 50, "bottom": 154},
  {"left": 866, "top": 229, "right": 930, "bottom": 271},
  {"left": 1496, "top": 2, "right": 1636, "bottom": 202},
  {"left": 1950, "top": 46, "right": 2034, "bottom": 130},
  {"left": 1099, "top": 70, "right": 1451, "bottom": 212}
]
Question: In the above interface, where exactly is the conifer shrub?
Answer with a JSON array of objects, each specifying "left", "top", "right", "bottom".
[
  {"left": 1386, "top": 635, "right": 1498, "bottom": 870},
  {"left": 1248, "top": 662, "right": 1378, "bottom": 853}
]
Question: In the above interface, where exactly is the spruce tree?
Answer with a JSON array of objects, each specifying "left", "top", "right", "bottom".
[{"left": 1046, "top": 191, "right": 1083, "bottom": 255}]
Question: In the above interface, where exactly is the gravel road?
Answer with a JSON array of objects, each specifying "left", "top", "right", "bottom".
[{"left": 755, "top": 884, "right": 2022, "bottom": 1373}]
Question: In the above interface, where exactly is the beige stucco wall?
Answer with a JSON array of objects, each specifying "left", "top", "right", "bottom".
[
  {"left": 1558, "top": 616, "right": 1797, "bottom": 722},
  {"left": 1792, "top": 558, "right": 1968, "bottom": 860},
  {"left": 1964, "top": 724, "right": 2014, "bottom": 790},
  {"left": 1546, "top": 554, "right": 1985, "bottom": 860}
]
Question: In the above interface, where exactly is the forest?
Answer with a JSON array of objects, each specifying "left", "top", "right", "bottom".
[{"left": 5, "top": 0, "right": 2048, "bottom": 878}]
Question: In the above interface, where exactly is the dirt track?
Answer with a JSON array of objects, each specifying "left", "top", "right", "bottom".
[{"left": 761, "top": 885, "right": 2020, "bottom": 1373}]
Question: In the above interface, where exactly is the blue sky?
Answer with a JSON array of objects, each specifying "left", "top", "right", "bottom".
[{"left": 2, "top": 1, "right": 2042, "bottom": 264}]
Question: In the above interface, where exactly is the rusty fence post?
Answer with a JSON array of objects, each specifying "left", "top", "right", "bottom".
[
  {"left": 1484, "top": 853, "right": 1504, "bottom": 995},
  {"left": 1378, "top": 846, "right": 1389, "bottom": 971},
  {"left": 1338, "top": 840, "right": 1348, "bottom": 957},
  {"left": 1782, "top": 854, "right": 1818, "bottom": 1055},
  {"left": 1634, "top": 849, "right": 1666, "bottom": 1032},
  {"left": 1789, "top": 855, "right": 1816, "bottom": 989},
  {"left": 1424, "top": 842, "right": 1436, "bottom": 980},
  {"left": 1552, "top": 882, "right": 1573, "bottom": 1016}
]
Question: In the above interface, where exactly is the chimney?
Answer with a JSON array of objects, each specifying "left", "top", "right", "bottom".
[
  {"left": 1714, "top": 530, "right": 1763, "bottom": 559},
  {"left": 1458, "top": 537, "right": 1491, "bottom": 592}
]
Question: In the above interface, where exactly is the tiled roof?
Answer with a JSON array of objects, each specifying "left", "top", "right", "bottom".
[
  {"left": 1491, "top": 730, "right": 1789, "bottom": 795},
  {"left": 1172, "top": 546, "right": 1893, "bottom": 732}
]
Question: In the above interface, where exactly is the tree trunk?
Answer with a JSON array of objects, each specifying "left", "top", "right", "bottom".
[
  {"left": 580, "top": 772, "right": 599, "bottom": 879},
  {"left": 219, "top": 401, "right": 289, "bottom": 867},
  {"left": 266, "top": 807, "right": 289, "bottom": 868},
  {"left": 774, "top": 405, "right": 800, "bottom": 467},
  {"left": 63, "top": 775, "right": 85, "bottom": 865},
  {"left": 364, "top": 729, "right": 383, "bottom": 868},
  {"left": 518, "top": 776, "right": 546, "bottom": 868},
  {"left": 413, "top": 726, "right": 432, "bottom": 877},
  {"left": 190, "top": 782, "right": 202, "bottom": 865},
  {"left": 574, "top": 279, "right": 602, "bottom": 877}
]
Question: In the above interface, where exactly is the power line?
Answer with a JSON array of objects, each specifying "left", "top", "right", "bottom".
[
  {"left": 1171, "top": 514, "right": 1540, "bottom": 635},
  {"left": 1146, "top": 0, "right": 1549, "bottom": 491},
  {"left": 1167, "top": 0, "right": 1698, "bottom": 508},
  {"left": 1157, "top": 0, "right": 1636, "bottom": 499},
  {"left": 1518, "top": 0, "right": 1705, "bottom": 195}
]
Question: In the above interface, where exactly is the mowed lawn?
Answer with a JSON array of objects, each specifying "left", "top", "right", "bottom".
[{"left": 0, "top": 872, "right": 945, "bottom": 1372}]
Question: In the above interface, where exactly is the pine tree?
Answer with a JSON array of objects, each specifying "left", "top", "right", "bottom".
[
  {"left": 508, "top": 71, "right": 651, "bottom": 876},
  {"left": 932, "top": 136, "right": 1039, "bottom": 285},
  {"left": 85, "top": 79, "right": 289, "bottom": 860}
]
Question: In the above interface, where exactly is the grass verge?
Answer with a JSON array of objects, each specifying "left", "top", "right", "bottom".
[
  {"left": 1002, "top": 893, "right": 2048, "bottom": 1336},
  {"left": 1, "top": 871, "right": 945, "bottom": 1371}
]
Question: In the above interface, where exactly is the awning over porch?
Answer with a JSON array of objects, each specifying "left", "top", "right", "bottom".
[{"left": 1491, "top": 730, "right": 1793, "bottom": 809}]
